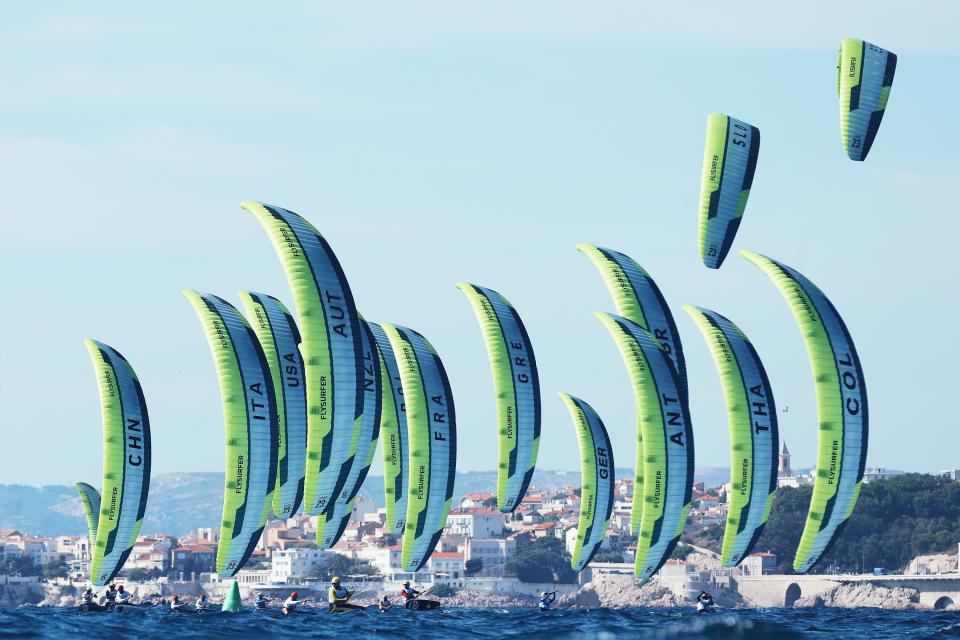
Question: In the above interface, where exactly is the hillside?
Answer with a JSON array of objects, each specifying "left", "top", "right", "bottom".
[
  {"left": 686, "top": 473, "right": 960, "bottom": 573},
  {"left": 0, "top": 466, "right": 730, "bottom": 537}
]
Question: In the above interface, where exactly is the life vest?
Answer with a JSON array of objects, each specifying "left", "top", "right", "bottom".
[
  {"left": 400, "top": 587, "right": 416, "bottom": 600},
  {"left": 328, "top": 585, "right": 349, "bottom": 604}
]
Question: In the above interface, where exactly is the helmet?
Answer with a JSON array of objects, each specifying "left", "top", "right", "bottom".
[
  {"left": 332, "top": 576, "right": 341, "bottom": 584},
  {"left": 200, "top": 594, "right": 206, "bottom": 599},
  {"left": 258, "top": 592, "right": 264, "bottom": 597},
  {"left": 291, "top": 591, "right": 298, "bottom": 598},
  {"left": 541, "top": 592, "right": 548, "bottom": 597},
  {"left": 403, "top": 581, "right": 411, "bottom": 587},
  {"left": 117, "top": 585, "right": 124, "bottom": 590},
  {"left": 173, "top": 595, "right": 179, "bottom": 600},
  {"left": 109, "top": 583, "right": 116, "bottom": 588}
]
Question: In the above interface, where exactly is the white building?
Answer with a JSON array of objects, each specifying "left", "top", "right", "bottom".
[
  {"left": 357, "top": 544, "right": 403, "bottom": 575},
  {"left": 445, "top": 508, "right": 505, "bottom": 538},
  {"left": 462, "top": 538, "right": 516, "bottom": 578},
  {"left": 269, "top": 548, "right": 333, "bottom": 583},
  {"left": 864, "top": 468, "right": 904, "bottom": 483},
  {"left": 426, "top": 552, "right": 464, "bottom": 585},
  {"left": 741, "top": 552, "right": 778, "bottom": 575}
]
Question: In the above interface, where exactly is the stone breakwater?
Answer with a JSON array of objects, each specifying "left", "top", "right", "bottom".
[
  {"left": 559, "top": 574, "right": 745, "bottom": 609},
  {"left": 793, "top": 583, "right": 925, "bottom": 610}
]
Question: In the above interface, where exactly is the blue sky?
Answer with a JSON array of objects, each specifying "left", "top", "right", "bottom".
[{"left": 1, "top": 2, "right": 957, "bottom": 487}]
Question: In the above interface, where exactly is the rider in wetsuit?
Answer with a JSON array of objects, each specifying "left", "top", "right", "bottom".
[
  {"left": 538, "top": 591, "right": 557, "bottom": 612},
  {"left": 399, "top": 581, "right": 421, "bottom": 602},
  {"left": 328, "top": 577, "right": 363, "bottom": 611}
]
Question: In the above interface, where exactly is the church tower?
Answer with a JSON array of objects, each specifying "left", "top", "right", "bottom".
[{"left": 778, "top": 442, "right": 792, "bottom": 477}]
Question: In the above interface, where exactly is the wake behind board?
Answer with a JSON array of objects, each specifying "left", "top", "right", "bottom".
[{"left": 405, "top": 599, "right": 440, "bottom": 611}]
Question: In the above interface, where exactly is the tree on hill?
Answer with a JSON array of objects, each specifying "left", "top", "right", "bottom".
[
  {"left": 504, "top": 535, "right": 577, "bottom": 584},
  {"left": 753, "top": 473, "right": 960, "bottom": 573}
]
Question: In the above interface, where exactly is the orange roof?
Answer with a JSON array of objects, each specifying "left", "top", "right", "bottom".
[
  {"left": 749, "top": 552, "right": 776, "bottom": 557},
  {"left": 431, "top": 552, "right": 463, "bottom": 559},
  {"left": 381, "top": 545, "right": 402, "bottom": 550},
  {"left": 465, "top": 492, "right": 494, "bottom": 500},
  {"left": 665, "top": 559, "right": 689, "bottom": 565},
  {"left": 174, "top": 545, "right": 215, "bottom": 553},
  {"left": 448, "top": 507, "right": 501, "bottom": 516}
]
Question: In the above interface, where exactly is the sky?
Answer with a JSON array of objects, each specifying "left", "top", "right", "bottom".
[{"left": 1, "top": 2, "right": 957, "bottom": 488}]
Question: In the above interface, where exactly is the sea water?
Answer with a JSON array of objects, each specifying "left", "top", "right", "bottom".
[{"left": 2, "top": 606, "right": 960, "bottom": 639}]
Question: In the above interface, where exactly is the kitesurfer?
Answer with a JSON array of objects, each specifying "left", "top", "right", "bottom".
[
  {"left": 103, "top": 583, "right": 118, "bottom": 610},
  {"left": 169, "top": 595, "right": 189, "bottom": 612},
  {"left": 696, "top": 591, "right": 715, "bottom": 613},
  {"left": 115, "top": 585, "right": 133, "bottom": 607},
  {"left": 255, "top": 592, "right": 271, "bottom": 610},
  {"left": 81, "top": 588, "right": 95, "bottom": 606},
  {"left": 399, "top": 581, "right": 421, "bottom": 602},
  {"left": 538, "top": 591, "right": 557, "bottom": 612},
  {"left": 283, "top": 591, "right": 311, "bottom": 614},
  {"left": 378, "top": 595, "right": 391, "bottom": 612},
  {"left": 195, "top": 593, "right": 210, "bottom": 611},
  {"left": 328, "top": 577, "right": 363, "bottom": 611}
]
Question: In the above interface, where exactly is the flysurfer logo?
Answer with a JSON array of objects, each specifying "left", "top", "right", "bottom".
[
  {"left": 710, "top": 154, "right": 720, "bottom": 182},
  {"left": 278, "top": 225, "right": 301, "bottom": 259},
  {"left": 318, "top": 375, "right": 327, "bottom": 418},
  {"left": 236, "top": 455, "right": 245, "bottom": 494},
  {"left": 212, "top": 319, "right": 230, "bottom": 350},
  {"left": 103, "top": 370, "right": 116, "bottom": 397},
  {"left": 828, "top": 440, "right": 840, "bottom": 485},
  {"left": 505, "top": 405, "right": 514, "bottom": 440},
  {"left": 108, "top": 486, "right": 119, "bottom": 521},
  {"left": 254, "top": 306, "right": 268, "bottom": 330},
  {"left": 714, "top": 332, "right": 732, "bottom": 363},
  {"left": 417, "top": 465, "right": 426, "bottom": 499},
  {"left": 793, "top": 286, "right": 818, "bottom": 323},
  {"left": 653, "top": 470, "right": 663, "bottom": 508},
  {"left": 740, "top": 458, "right": 750, "bottom": 495}
]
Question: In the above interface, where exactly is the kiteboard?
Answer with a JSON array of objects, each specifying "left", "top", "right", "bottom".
[
  {"left": 329, "top": 605, "right": 365, "bottom": 614},
  {"left": 404, "top": 599, "right": 440, "bottom": 611}
]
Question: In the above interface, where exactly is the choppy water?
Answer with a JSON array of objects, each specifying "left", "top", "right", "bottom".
[{"left": 3, "top": 606, "right": 960, "bottom": 639}]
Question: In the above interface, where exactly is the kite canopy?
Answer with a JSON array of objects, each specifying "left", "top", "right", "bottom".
[
  {"left": 740, "top": 250, "right": 868, "bottom": 573},
  {"left": 382, "top": 323, "right": 457, "bottom": 572},
  {"left": 369, "top": 321, "right": 408, "bottom": 535},
  {"left": 243, "top": 200, "right": 364, "bottom": 516},
  {"left": 560, "top": 393, "right": 615, "bottom": 572},
  {"left": 697, "top": 114, "right": 760, "bottom": 268},
  {"left": 185, "top": 290, "right": 278, "bottom": 576},
  {"left": 457, "top": 282, "right": 540, "bottom": 513},
  {"left": 76, "top": 340, "right": 151, "bottom": 587},
  {"left": 838, "top": 38, "right": 896, "bottom": 161},
  {"left": 596, "top": 312, "right": 694, "bottom": 579},
  {"left": 239, "top": 291, "right": 306, "bottom": 519},
  {"left": 683, "top": 305, "right": 778, "bottom": 567},
  {"left": 577, "top": 244, "right": 686, "bottom": 399}
]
